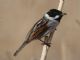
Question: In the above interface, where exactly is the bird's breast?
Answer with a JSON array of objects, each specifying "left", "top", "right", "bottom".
[{"left": 47, "top": 20, "right": 59, "bottom": 28}]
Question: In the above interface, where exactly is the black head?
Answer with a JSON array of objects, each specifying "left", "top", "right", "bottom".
[{"left": 47, "top": 9, "right": 64, "bottom": 22}]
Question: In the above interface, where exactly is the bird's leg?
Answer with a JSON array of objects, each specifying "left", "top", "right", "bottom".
[
  {"left": 43, "top": 42, "right": 51, "bottom": 47},
  {"left": 39, "top": 39, "right": 45, "bottom": 42},
  {"left": 38, "top": 37, "right": 51, "bottom": 47},
  {"left": 44, "top": 36, "right": 51, "bottom": 47}
]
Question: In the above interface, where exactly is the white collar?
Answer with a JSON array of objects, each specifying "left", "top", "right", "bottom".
[{"left": 44, "top": 14, "right": 54, "bottom": 20}]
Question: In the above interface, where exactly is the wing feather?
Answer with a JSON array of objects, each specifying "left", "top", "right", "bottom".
[{"left": 27, "top": 18, "right": 49, "bottom": 40}]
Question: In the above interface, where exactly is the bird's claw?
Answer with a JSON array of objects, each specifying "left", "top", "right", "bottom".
[{"left": 41, "top": 42, "right": 51, "bottom": 47}]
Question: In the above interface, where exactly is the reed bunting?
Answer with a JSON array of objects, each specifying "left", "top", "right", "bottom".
[{"left": 14, "top": 9, "right": 66, "bottom": 56}]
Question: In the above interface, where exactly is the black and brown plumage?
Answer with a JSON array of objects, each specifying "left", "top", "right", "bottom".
[{"left": 14, "top": 9, "right": 65, "bottom": 56}]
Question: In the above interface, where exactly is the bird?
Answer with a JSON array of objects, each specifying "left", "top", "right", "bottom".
[{"left": 14, "top": 9, "right": 66, "bottom": 56}]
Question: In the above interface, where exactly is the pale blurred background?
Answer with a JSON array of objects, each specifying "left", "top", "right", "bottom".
[{"left": 0, "top": 0, "right": 80, "bottom": 60}]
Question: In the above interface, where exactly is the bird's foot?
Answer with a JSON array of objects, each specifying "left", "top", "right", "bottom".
[{"left": 42, "top": 42, "right": 51, "bottom": 47}]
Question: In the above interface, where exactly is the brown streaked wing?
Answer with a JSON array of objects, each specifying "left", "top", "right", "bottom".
[{"left": 27, "top": 18, "right": 49, "bottom": 40}]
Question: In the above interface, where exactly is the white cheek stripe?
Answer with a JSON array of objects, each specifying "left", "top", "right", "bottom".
[
  {"left": 45, "top": 14, "right": 54, "bottom": 20},
  {"left": 54, "top": 15, "right": 59, "bottom": 19}
]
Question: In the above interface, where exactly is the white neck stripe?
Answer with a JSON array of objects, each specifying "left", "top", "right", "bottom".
[{"left": 44, "top": 14, "right": 54, "bottom": 20}]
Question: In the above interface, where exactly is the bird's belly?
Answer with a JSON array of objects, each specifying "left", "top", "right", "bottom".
[
  {"left": 47, "top": 20, "right": 59, "bottom": 29},
  {"left": 40, "top": 21, "right": 59, "bottom": 37}
]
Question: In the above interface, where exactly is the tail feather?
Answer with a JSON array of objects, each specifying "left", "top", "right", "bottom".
[{"left": 13, "top": 39, "right": 31, "bottom": 56}]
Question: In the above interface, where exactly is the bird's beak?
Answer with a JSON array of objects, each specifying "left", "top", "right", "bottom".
[{"left": 62, "top": 13, "right": 67, "bottom": 16}]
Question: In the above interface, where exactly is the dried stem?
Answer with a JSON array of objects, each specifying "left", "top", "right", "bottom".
[{"left": 40, "top": 0, "right": 64, "bottom": 60}]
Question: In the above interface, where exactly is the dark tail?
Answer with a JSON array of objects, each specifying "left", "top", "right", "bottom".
[
  {"left": 13, "top": 26, "right": 36, "bottom": 56},
  {"left": 13, "top": 39, "right": 32, "bottom": 56}
]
